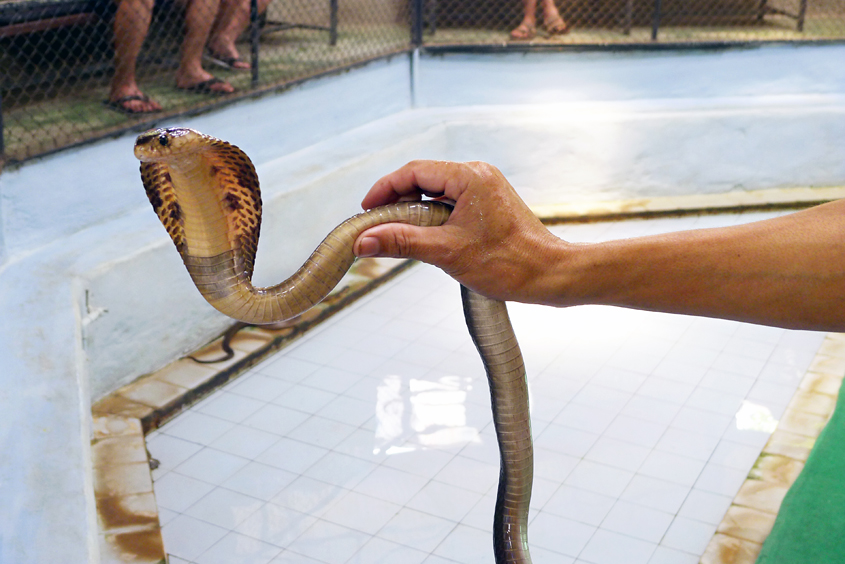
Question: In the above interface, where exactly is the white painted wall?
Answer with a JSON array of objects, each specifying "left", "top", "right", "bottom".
[{"left": 1, "top": 43, "right": 844, "bottom": 564}]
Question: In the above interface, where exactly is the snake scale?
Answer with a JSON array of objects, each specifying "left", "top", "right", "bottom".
[{"left": 134, "top": 127, "right": 534, "bottom": 564}]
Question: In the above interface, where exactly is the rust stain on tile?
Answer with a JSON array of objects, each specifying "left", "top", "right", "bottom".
[
  {"left": 701, "top": 533, "right": 762, "bottom": 564},
  {"left": 716, "top": 506, "right": 776, "bottom": 544}
]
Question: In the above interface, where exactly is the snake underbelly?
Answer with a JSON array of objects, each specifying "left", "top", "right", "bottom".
[{"left": 135, "top": 127, "right": 534, "bottom": 564}]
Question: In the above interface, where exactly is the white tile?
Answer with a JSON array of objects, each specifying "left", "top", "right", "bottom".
[
  {"left": 526, "top": 546, "right": 576, "bottom": 564},
  {"left": 155, "top": 472, "right": 215, "bottom": 512},
  {"left": 670, "top": 407, "right": 732, "bottom": 437},
  {"left": 542, "top": 485, "right": 616, "bottom": 526},
  {"left": 722, "top": 337, "right": 777, "bottom": 361},
  {"left": 651, "top": 360, "right": 708, "bottom": 386},
  {"left": 229, "top": 374, "right": 292, "bottom": 402},
  {"left": 235, "top": 503, "right": 318, "bottom": 547},
  {"left": 552, "top": 403, "right": 616, "bottom": 434},
  {"left": 684, "top": 388, "right": 744, "bottom": 416},
  {"left": 434, "top": 455, "right": 499, "bottom": 494},
  {"left": 353, "top": 465, "right": 428, "bottom": 506},
  {"left": 316, "top": 395, "right": 375, "bottom": 427},
  {"left": 708, "top": 440, "right": 763, "bottom": 470},
  {"left": 162, "top": 514, "right": 229, "bottom": 561},
  {"left": 535, "top": 423, "right": 599, "bottom": 458},
  {"left": 271, "top": 476, "right": 347, "bottom": 516},
  {"left": 648, "top": 545, "right": 700, "bottom": 564},
  {"left": 146, "top": 433, "right": 204, "bottom": 471},
  {"left": 564, "top": 460, "right": 635, "bottom": 498},
  {"left": 286, "top": 519, "right": 371, "bottom": 564},
  {"left": 377, "top": 508, "right": 457, "bottom": 552},
  {"left": 637, "top": 451, "right": 705, "bottom": 487},
  {"left": 601, "top": 501, "right": 674, "bottom": 543},
  {"left": 162, "top": 412, "right": 236, "bottom": 445},
  {"left": 603, "top": 415, "right": 666, "bottom": 449},
  {"left": 185, "top": 487, "right": 263, "bottom": 529},
  {"left": 320, "top": 491, "right": 402, "bottom": 534},
  {"left": 709, "top": 353, "right": 766, "bottom": 380},
  {"left": 255, "top": 356, "right": 321, "bottom": 383},
  {"left": 222, "top": 462, "right": 297, "bottom": 501},
  {"left": 269, "top": 384, "right": 337, "bottom": 414},
  {"left": 693, "top": 463, "right": 748, "bottom": 497},
  {"left": 381, "top": 446, "right": 455, "bottom": 478},
  {"left": 304, "top": 452, "right": 377, "bottom": 489},
  {"left": 636, "top": 378, "right": 694, "bottom": 405},
  {"left": 406, "top": 480, "right": 483, "bottom": 522},
  {"left": 243, "top": 405, "right": 310, "bottom": 436},
  {"left": 654, "top": 428, "right": 719, "bottom": 461},
  {"left": 197, "top": 392, "right": 267, "bottom": 423},
  {"left": 158, "top": 507, "right": 179, "bottom": 527},
  {"left": 195, "top": 531, "right": 282, "bottom": 564},
  {"left": 346, "top": 537, "right": 428, "bottom": 564},
  {"left": 433, "top": 523, "right": 494, "bottom": 564},
  {"left": 533, "top": 447, "right": 580, "bottom": 482},
  {"left": 621, "top": 396, "right": 681, "bottom": 425},
  {"left": 267, "top": 551, "right": 325, "bottom": 564},
  {"left": 584, "top": 436, "right": 651, "bottom": 472},
  {"left": 660, "top": 516, "right": 717, "bottom": 555},
  {"left": 327, "top": 348, "right": 388, "bottom": 375},
  {"left": 619, "top": 475, "right": 690, "bottom": 515},
  {"left": 677, "top": 489, "right": 733, "bottom": 525},
  {"left": 299, "top": 366, "right": 365, "bottom": 394},
  {"left": 174, "top": 448, "right": 250, "bottom": 485},
  {"left": 699, "top": 369, "right": 756, "bottom": 396},
  {"left": 572, "top": 384, "right": 633, "bottom": 412},
  {"left": 255, "top": 438, "right": 328, "bottom": 474},
  {"left": 529, "top": 511, "right": 596, "bottom": 557},
  {"left": 286, "top": 416, "right": 357, "bottom": 449},
  {"left": 579, "top": 529, "right": 656, "bottom": 564},
  {"left": 211, "top": 426, "right": 280, "bottom": 460},
  {"left": 592, "top": 366, "right": 649, "bottom": 392}
]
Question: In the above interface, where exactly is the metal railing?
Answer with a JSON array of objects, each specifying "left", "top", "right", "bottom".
[{"left": 1, "top": 0, "right": 843, "bottom": 166}]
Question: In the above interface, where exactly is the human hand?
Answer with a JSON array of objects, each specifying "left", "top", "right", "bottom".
[{"left": 354, "top": 160, "right": 568, "bottom": 304}]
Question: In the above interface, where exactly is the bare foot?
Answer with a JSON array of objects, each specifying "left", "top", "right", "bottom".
[
  {"left": 543, "top": 14, "right": 569, "bottom": 35},
  {"left": 205, "top": 40, "right": 250, "bottom": 70}
]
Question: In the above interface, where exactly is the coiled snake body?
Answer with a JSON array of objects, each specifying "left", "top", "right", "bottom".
[{"left": 134, "top": 127, "right": 534, "bottom": 564}]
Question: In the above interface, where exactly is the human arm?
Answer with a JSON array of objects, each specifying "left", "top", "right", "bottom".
[{"left": 353, "top": 160, "right": 845, "bottom": 332}]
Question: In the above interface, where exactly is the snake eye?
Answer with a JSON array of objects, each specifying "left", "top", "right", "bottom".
[{"left": 158, "top": 134, "right": 169, "bottom": 147}]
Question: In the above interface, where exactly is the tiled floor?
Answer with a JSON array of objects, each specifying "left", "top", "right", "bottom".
[{"left": 148, "top": 211, "right": 827, "bottom": 564}]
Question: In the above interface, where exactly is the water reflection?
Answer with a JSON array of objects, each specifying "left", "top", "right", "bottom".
[{"left": 374, "top": 373, "right": 479, "bottom": 455}]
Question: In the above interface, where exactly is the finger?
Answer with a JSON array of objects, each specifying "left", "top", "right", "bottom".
[
  {"left": 362, "top": 160, "right": 476, "bottom": 210},
  {"left": 353, "top": 223, "right": 455, "bottom": 267}
]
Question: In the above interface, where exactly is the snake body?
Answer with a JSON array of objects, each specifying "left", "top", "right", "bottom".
[{"left": 134, "top": 127, "right": 534, "bottom": 564}]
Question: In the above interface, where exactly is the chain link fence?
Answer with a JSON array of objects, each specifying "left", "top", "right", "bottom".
[{"left": 1, "top": 0, "right": 843, "bottom": 165}]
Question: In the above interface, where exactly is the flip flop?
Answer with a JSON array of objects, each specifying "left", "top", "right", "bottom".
[
  {"left": 204, "top": 51, "right": 250, "bottom": 71},
  {"left": 177, "top": 77, "right": 235, "bottom": 95},
  {"left": 509, "top": 22, "right": 536, "bottom": 40},
  {"left": 544, "top": 16, "right": 570, "bottom": 35},
  {"left": 103, "top": 94, "right": 162, "bottom": 114}
]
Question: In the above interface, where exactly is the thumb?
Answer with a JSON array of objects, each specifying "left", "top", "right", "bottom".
[{"left": 354, "top": 223, "right": 446, "bottom": 263}]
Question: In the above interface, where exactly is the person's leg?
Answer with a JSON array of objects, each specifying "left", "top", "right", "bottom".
[
  {"left": 206, "top": 0, "right": 271, "bottom": 69},
  {"left": 510, "top": 0, "right": 538, "bottom": 39},
  {"left": 110, "top": 0, "right": 162, "bottom": 111},
  {"left": 175, "top": 0, "right": 235, "bottom": 92}
]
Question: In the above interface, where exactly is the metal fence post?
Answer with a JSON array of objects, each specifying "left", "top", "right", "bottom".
[
  {"left": 250, "top": 0, "right": 260, "bottom": 87},
  {"left": 0, "top": 91, "right": 5, "bottom": 161},
  {"left": 411, "top": 0, "right": 423, "bottom": 46}
]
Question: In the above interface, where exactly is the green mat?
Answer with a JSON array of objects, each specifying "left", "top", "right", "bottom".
[{"left": 757, "top": 383, "right": 845, "bottom": 563}]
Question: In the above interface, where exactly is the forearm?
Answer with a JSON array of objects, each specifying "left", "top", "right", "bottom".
[{"left": 549, "top": 200, "right": 845, "bottom": 331}]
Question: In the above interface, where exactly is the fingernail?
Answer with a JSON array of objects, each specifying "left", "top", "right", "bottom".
[{"left": 356, "top": 237, "right": 381, "bottom": 258}]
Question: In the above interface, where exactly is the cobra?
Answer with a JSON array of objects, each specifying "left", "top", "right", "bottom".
[{"left": 134, "top": 127, "right": 534, "bottom": 564}]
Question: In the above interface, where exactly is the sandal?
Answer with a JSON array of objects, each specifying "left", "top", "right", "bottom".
[
  {"left": 509, "top": 22, "right": 536, "bottom": 40},
  {"left": 177, "top": 77, "right": 235, "bottom": 95},
  {"left": 103, "top": 94, "right": 162, "bottom": 115},
  {"left": 204, "top": 51, "right": 250, "bottom": 71},
  {"left": 544, "top": 15, "right": 570, "bottom": 36}
]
